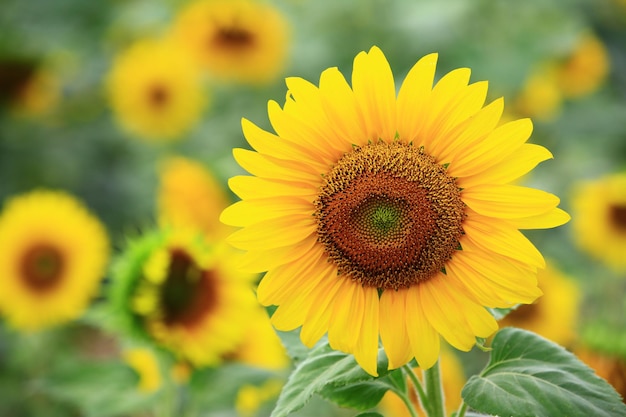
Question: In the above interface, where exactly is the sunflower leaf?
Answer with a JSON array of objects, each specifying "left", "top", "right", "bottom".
[
  {"left": 270, "top": 341, "right": 391, "bottom": 417},
  {"left": 462, "top": 328, "right": 626, "bottom": 417}
]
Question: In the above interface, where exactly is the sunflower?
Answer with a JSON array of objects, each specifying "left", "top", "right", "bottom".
[
  {"left": 571, "top": 173, "right": 626, "bottom": 272},
  {"left": 170, "top": 0, "right": 290, "bottom": 84},
  {"left": 106, "top": 38, "right": 206, "bottom": 141},
  {"left": 378, "top": 348, "right": 465, "bottom": 417},
  {"left": 513, "top": 65, "right": 563, "bottom": 121},
  {"left": 556, "top": 32, "right": 609, "bottom": 99},
  {"left": 0, "top": 190, "right": 109, "bottom": 330},
  {"left": 220, "top": 46, "right": 570, "bottom": 376},
  {"left": 157, "top": 156, "right": 230, "bottom": 240},
  {"left": 110, "top": 230, "right": 257, "bottom": 367},
  {"left": 498, "top": 262, "right": 580, "bottom": 347}
]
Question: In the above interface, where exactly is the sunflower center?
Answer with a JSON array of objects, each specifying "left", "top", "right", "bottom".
[
  {"left": 148, "top": 84, "right": 169, "bottom": 108},
  {"left": 314, "top": 141, "right": 465, "bottom": 290},
  {"left": 20, "top": 244, "right": 65, "bottom": 292},
  {"left": 609, "top": 204, "right": 626, "bottom": 231},
  {"left": 213, "top": 27, "right": 254, "bottom": 49},
  {"left": 161, "top": 249, "right": 217, "bottom": 328}
]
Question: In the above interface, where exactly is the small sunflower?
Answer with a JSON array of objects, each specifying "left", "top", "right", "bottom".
[
  {"left": 571, "top": 173, "right": 626, "bottom": 272},
  {"left": 110, "top": 230, "right": 257, "bottom": 367},
  {"left": 221, "top": 46, "right": 569, "bottom": 375},
  {"left": 157, "top": 156, "right": 230, "bottom": 240},
  {"left": 498, "top": 262, "right": 580, "bottom": 347},
  {"left": 514, "top": 65, "right": 563, "bottom": 121},
  {"left": 170, "top": 0, "right": 290, "bottom": 84},
  {"left": 0, "top": 190, "right": 109, "bottom": 330},
  {"left": 556, "top": 32, "right": 609, "bottom": 99},
  {"left": 106, "top": 38, "right": 206, "bottom": 141},
  {"left": 378, "top": 348, "right": 465, "bottom": 417}
]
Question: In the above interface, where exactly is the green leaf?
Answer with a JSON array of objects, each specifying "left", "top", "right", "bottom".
[
  {"left": 270, "top": 341, "right": 391, "bottom": 417},
  {"left": 319, "top": 380, "right": 389, "bottom": 410},
  {"left": 462, "top": 328, "right": 626, "bottom": 417},
  {"left": 354, "top": 413, "right": 385, "bottom": 417}
]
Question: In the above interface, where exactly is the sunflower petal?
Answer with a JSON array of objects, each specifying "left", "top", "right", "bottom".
[
  {"left": 353, "top": 287, "right": 380, "bottom": 376},
  {"left": 463, "top": 184, "right": 560, "bottom": 219},
  {"left": 380, "top": 289, "right": 413, "bottom": 369},
  {"left": 405, "top": 286, "right": 440, "bottom": 369},
  {"left": 328, "top": 279, "right": 363, "bottom": 353}
]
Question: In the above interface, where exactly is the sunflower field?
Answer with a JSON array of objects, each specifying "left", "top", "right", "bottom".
[{"left": 1, "top": 0, "right": 625, "bottom": 416}]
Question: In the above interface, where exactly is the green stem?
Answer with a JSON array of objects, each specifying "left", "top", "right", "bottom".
[
  {"left": 389, "top": 386, "right": 420, "bottom": 417},
  {"left": 456, "top": 401, "right": 468, "bottom": 417},
  {"left": 402, "top": 364, "right": 429, "bottom": 416},
  {"left": 423, "top": 360, "right": 446, "bottom": 417}
]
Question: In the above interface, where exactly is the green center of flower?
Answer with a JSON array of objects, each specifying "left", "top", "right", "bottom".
[
  {"left": 609, "top": 204, "right": 626, "bottom": 231},
  {"left": 314, "top": 141, "right": 465, "bottom": 290},
  {"left": 20, "top": 244, "right": 65, "bottom": 292},
  {"left": 161, "top": 249, "right": 217, "bottom": 328}
]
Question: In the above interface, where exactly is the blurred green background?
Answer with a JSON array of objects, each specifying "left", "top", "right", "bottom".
[{"left": 1, "top": 0, "right": 625, "bottom": 416}]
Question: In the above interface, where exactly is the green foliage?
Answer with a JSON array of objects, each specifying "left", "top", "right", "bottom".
[{"left": 462, "top": 328, "right": 626, "bottom": 417}]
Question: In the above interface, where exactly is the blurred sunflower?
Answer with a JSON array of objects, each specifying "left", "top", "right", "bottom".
[
  {"left": 378, "top": 349, "right": 465, "bottom": 416},
  {"left": 106, "top": 38, "right": 206, "bottom": 141},
  {"left": 514, "top": 65, "right": 563, "bottom": 121},
  {"left": 576, "top": 348, "right": 626, "bottom": 404},
  {"left": 110, "top": 230, "right": 256, "bottom": 367},
  {"left": 498, "top": 262, "right": 580, "bottom": 347},
  {"left": 157, "top": 156, "right": 230, "bottom": 240},
  {"left": 170, "top": 0, "right": 290, "bottom": 84},
  {"left": 571, "top": 173, "right": 626, "bottom": 272},
  {"left": 0, "top": 190, "right": 109, "bottom": 330},
  {"left": 221, "top": 46, "right": 569, "bottom": 375},
  {"left": 236, "top": 378, "right": 284, "bottom": 417},
  {"left": 123, "top": 347, "right": 162, "bottom": 393},
  {"left": 556, "top": 32, "right": 609, "bottom": 99}
]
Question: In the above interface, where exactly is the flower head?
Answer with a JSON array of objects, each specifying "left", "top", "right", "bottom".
[
  {"left": 556, "top": 32, "right": 609, "bottom": 99},
  {"left": 0, "top": 190, "right": 109, "bottom": 330},
  {"left": 106, "top": 38, "right": 206, "bottom": 141},
  {"left": 110, "top": 230, "right": 257, "bottom": 367},
  {"left": 170, "top": 0, "right": 290, "bottom": 84},
  {"left": 221, "top": 47, "right": 569, "bottom": 375},
  {"left": 572, "top": 173, "right": 626, "bottom": 272}
]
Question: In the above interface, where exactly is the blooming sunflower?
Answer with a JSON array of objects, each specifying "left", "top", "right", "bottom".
[
  {"left": 0, "top": 190, "right": 109, "bottom": 330},
  {"left": 110, "top": 230, "right": 257, "bottom": 367},
  {"left": 221, "top": 46, "right": 570, "bottom": 376},
  {"left": 556, "top": 32, "right": 609, "bottom": 99},
  {"left": 498, "top": 262, "right": 580, "bottom": 347},
  {"left": 571, "top": 173, "right": 626, "bottom": 272},
  {"left": 106, "top": 38, "right": 206, "bottom": 141},
  {"left": 170, "top": 0, "right": 290, "bottom": 84},
  {"left": 157, "top": 156, "right": 230, "bottom": 240}
]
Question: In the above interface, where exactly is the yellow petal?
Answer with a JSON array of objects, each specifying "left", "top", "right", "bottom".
[
  {"left": 227, "top": 175, "right": 317, "bottom": 200},
  {"left": 352, "top": 287, "right": 380, "bottom": 376},
  {"left": 397, "top": 53, "right": 438, "bottom": 142},
  {"left": 352, "top": 46, "right": 397, "bottom": 142},
  {"left": 508, "top": 207, "right": 570, "bottom": 229},
  {"left": 300, "top": 271, "right": 343, "bottom": 347},
  {"left": 445, "top": 258, "right": 514, "bottom": 308},
  {"left": 457, "top": 143, "right": 553, "bottom": 188},
  {"left": 380, "top": 289, "right": 414, "bottom": 369},
  {"left": 462, "top": 211, "right": 545, "bottom": 269},
  {"left": 233, "top": 148, "right": 320, "bottom": 182},
  {"left": 227, "top": 214, "right": 316, "bottom": 251},
  {"left": 328, "top": 279, "right": 363, "bottom": 353},
  {"left": 405, "top": 286, "right": 440, "bottom": 369},
  {"left": 462, "top": 184, "right": 560, "bottom": 219},
  {"left": 220, "top": 197, "right": 311, "bottom": 227},
  {"left": 236, "top": 234, "right": 318, "bottom": 273}
]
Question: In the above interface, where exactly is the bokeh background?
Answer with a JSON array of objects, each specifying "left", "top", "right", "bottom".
[{"left": 1, "top": 0, "right": 625, "bottom": 416}]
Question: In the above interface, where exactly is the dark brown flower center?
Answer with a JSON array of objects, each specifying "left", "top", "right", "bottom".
[
  {"left": 609, "top": 204, "right": 626, "bottom": 232},
  {"left": 213, "top": 27, "right": 255, "bottom": 50},
  {"left": 148, "top": 84, "right": 169, "bottom": 109},
  {"left": 314, "top": 141, "right": 465, "bottom": 290},
  {"left": 161, "top": 249, "right": 217, "bottom": 328},
  {"left": 20, "top": 244, "right": 65, "bottom": 292}
]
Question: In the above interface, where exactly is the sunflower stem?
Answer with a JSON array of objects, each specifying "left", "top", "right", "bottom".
[
  {"left": 456, "top": 401, "right": 468, "bottom": 417},
  {"left": 389, "top": 385, "right": 420, "bottom": 417},
  {"left": 402, "top": 364, "right": 429, "bottom": 416},
  {"left": 423, "top": 360, "right": 446, "bottom": 417}
]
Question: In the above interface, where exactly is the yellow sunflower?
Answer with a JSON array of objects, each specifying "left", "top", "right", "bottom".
[
  {"left": 157, "top": 156, "right": 230, "bottom": 240},
  {"left": 514, "top": 65, "right": 563, "bottom": 121},
  {"left": 170, "top": 0, "right": 290, "bottom": 84},
  {"left": 106, "top": 38, "right": 207, "bottom": 141},
  {"left": 0, "top": 190, "right": 109, "bottom": 330},
  {"left": 111, "top": 230, "right": 257, "bottom": 367},
  {"left": 498, "top": 262, "right": 580, "bottom": 347},
  {"left": 571, "top": 173, "right": 626, "bottom": 272},
  {"left": 556, "top": 32, "right": 609, "bottom": 99},
  {"left": 378, "top": 348, "right": 465, "bottom": 417},
  {"left": 221, "top": 46, "right": 569, "bottom": 376}
]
